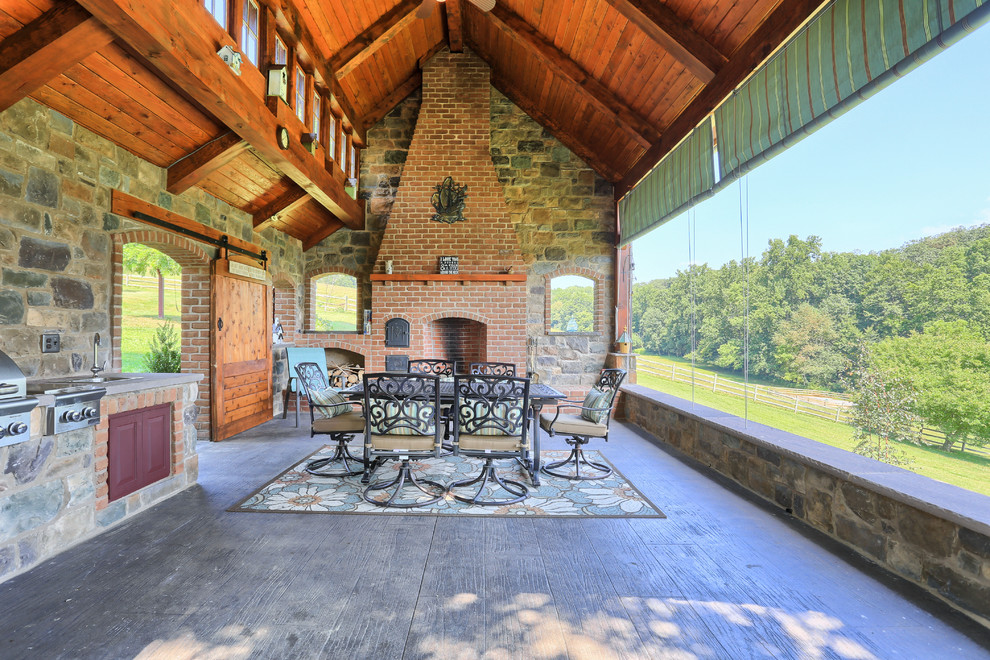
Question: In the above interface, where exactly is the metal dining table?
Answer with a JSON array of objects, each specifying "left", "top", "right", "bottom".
[{"left": 341, "top": 380, "right": 566, "bottom": 486}]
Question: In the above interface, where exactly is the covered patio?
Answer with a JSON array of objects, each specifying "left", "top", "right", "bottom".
[{"left": 1, "top": 416, "right": 987, "bottom": 658}]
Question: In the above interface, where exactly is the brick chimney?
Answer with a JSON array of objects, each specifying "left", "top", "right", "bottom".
[{"left": 370, "top": 48, "right": 527, "bottom": 372}]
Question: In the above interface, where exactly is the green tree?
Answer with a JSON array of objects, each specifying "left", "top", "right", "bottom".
[
  {"left": 872, "top": 320, "right": 990, "bottom": 451},
  {"left": 143, "top": 323, "right": 181, "bottom": 373},
  {"left": 846, "top": 346, "right": 920, "bottom": 465},
  {"left": 122, "top": 243, "right": 181, "bottom": 319},
  {"left": 550, "top": 284, "right": 594, "bottom": 332}
]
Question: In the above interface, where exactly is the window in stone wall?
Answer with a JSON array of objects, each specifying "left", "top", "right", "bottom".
[
  {"left": 549, "top": 275, "right": 595, "bottom": 334},
  {"left": 313, "top": 273, "right": 358, "bottom": 331}
]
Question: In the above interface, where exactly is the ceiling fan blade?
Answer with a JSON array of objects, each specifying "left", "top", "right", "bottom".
[
  {"left": 416, "top": 0, "right": 436, "bottom": 19},
  {"left": 467, "top": 0, "right": 496, "bottom": 11}
]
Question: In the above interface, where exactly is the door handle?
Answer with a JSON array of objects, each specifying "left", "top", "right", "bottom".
[{"left": 217, "top": 317, "right": 223, "bottom": 331}]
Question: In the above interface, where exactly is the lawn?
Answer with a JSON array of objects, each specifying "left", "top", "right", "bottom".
[
  {"left": 120, "top": 281, "right": 181, "bottom": 372},
  {"left": 636, "top": 369, "right": 990, "bottom": 496},
  {"left": 313, "top": 281, "right": 358, "bottom": 331}
]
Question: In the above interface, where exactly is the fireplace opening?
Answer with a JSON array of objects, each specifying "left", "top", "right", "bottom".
[{"left": 423, "top": 317, "right": 487, "bottom": 373}]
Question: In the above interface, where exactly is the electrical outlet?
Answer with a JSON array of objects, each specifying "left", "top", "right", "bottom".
[{"left": 42, "top": 333, "right": 60, "bottom": 353}]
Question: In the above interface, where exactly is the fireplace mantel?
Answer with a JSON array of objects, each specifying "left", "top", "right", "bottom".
[{"left": 370, "top": 273, "right": 526, "bottom": 283}]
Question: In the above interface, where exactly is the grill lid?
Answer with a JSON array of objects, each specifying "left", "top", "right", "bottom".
[{"left": 0, "top": 349, "right": 27, "bottom": 400}]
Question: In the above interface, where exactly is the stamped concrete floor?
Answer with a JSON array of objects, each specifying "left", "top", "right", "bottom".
[{"left": 1, "top": 417, "right": 988, "bottom": 659}]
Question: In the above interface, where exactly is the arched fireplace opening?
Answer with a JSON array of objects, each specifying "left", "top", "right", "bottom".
[{"left": 422, "top": 317, "right": 487, "bottom": 373}]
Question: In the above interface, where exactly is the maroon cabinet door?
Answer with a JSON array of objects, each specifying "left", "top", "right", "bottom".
[{"left": 108, "top": 403, "right": 171, "bottom": 501}]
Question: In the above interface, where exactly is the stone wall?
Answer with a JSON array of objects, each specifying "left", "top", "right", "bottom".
[{"left": 620, "top": 384, "right": 990, "bottom": 628}]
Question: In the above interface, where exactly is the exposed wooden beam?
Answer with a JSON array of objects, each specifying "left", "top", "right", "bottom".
[
  {"left": 76, "top": 0, "right": 364, "bottom": 229},
  {"left": 615, "top": 0, "right": 826, "bottom": 198},
  {"left": 361, "top": 72, "right": 422, "bottom": 130},
  {"left": 446, "top": 0, "right": 464, "bottom": 53},
  {"left": 485, "top": 4, "right": 658, "bottom": 149},
  {"left": 112, "top": 190, "right": 264, "bottom": 257},
  {"left": 602, "top": 0, "right": 726, "bottom": 83},
  {"left": 253, "top": 187, "right": 310, "bottom": 232},
  {"left": 303, "top": 217, "right": 345, "bottom": 251},
  {"left": 0, "top": 2, "right": 115, "bottom": 112},
  {"left": 167, "top": 131, "right": 248, "bottom": 194},
  {"left": 331, "top": 0, "right": 421, "bottom": 80}
]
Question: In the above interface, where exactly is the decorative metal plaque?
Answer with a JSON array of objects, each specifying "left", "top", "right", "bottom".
[
  {"left": 384, "top": 318, "right": 410, "bottom": 347},
  {"left": 430, "top": 176, "right": 468, "bottom": 224}
]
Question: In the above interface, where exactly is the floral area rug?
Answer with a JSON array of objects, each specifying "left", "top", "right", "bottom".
[{"left": 230, "top": 445, "right": 665, "bottom": 518}]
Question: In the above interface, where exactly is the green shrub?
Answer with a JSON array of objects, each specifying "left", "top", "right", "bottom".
[{"left": 143, "top": 322, "right": 181, "bottom": 373}]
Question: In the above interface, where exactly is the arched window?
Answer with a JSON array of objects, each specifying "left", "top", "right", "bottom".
[
  {"left": 312, "top": 273, "right": 358, "bottom": 331},
  {"left": 548, "top": 274, "right": 596, "bottom": 334}
]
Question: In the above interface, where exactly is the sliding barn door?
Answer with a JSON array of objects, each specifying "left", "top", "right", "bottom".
[{"left": 211, "top": 259, "right": 273, "bottom": 441}]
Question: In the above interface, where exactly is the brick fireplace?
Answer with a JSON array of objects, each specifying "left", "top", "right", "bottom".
[{"left": 368, "top": 49, "right": 527, "bottom": 372}]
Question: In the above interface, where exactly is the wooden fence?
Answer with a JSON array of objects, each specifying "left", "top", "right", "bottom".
[{"left": 636, "top": 356, "right": 985, "bottom": 455}]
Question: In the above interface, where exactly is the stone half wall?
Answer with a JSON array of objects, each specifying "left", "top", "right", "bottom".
[{"left": 619, "top": 384, "right": 990, "bottom": 629}]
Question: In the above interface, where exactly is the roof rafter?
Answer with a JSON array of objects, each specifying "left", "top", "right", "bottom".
[
  {"left": 485, "top": 4, "right": 659, "bottom": 150},
  {"left": 76, "top": 0, "right": 364, "bottom": 229},
  {"left": 0, "top": 2, "right": 115, "bottom": 112},
  {"left": 253, "top": 186, "right": 311, "bottom": 232},
  {"left": 167, "top": 131, "right": 248, "bottom": 194},
  {"left": 602, "top": 0, "right": 727, "bottom": 83},
  {"left": 331, "top": 0, "right": 421, "bottom": 80},
  {"left": 361, "top": 72, "right": 422, "bottom": 130},
  {"left": 615, "top": 0, "right": 826, "bottom": 198},
  {"left": 303, "top": 216, "right": 345, "bottom": 250},
  {"left": 445, "top": 0, "right": 464, "bottom": 53}
]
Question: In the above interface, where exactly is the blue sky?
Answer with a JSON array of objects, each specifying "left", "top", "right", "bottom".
[{"left": 631, "top": 22, "right": 990, "bottom": 283}]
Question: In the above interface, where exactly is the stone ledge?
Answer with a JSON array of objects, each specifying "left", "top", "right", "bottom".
[{"left": 620, "top": 384, "right": 990, "bottom": 538}]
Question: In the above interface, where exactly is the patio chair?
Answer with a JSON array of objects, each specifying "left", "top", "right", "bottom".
[
  {"left": 469, "top": 362, "right": 516, "bottom": 377},
  {"left": 295, "top": 362, "right": 365, "bottom": 477},
  {"left": 539, "top": 368, "right": 626, "bottom": 480},
  {"left": 362, "top": 373, "right": 445, "bottom": 508},
  {"left": 408, "top": 359, "right": 456, "bottom": 377},
  {"left": 447, "top": 374, "right": 531, "bottom": 505}
]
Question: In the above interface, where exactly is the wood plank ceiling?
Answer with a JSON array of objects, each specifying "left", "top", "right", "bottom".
[{"left": 0, "top": 0, "right": 827, "bottom": 247}]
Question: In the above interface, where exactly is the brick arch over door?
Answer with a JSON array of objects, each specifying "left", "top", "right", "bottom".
[
  {"left": 304, "top": 266, "right": 362, "bottom": 332},
  {"left": 111, "top": 229, "right": 213, "bottom": 439},
  {"left": 543, "top": 267, "right": 606, "bottom": 335}
]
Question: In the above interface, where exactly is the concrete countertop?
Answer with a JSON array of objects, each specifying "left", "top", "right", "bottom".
[{"left": 27, "top": 372, "right": 204, "bottom": 407}]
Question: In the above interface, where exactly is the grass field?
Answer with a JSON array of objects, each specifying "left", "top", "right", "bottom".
[
  {"left": 121, "top": 281, "right": 181, "bottom": 372},
  {"left": 313, "top": 281, "right": 358, "bottom": 331},
  {"left": 636, "top": 366, "right": 990, "bottom": 496}
]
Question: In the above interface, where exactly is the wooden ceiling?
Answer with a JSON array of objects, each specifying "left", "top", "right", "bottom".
[{"left": 0, "top": 0, "right": 826, "bottom": 248}]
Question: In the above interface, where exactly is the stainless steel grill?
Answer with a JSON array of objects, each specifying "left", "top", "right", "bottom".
[
  {"left": 0, "top": 349, "right": 39, "bottom": 448},
  {"left": 25, "top": 384, "right": 106, "bottom": 435}
]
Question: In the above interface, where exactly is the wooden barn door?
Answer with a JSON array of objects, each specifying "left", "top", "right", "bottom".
[{"left": 211, "top": 258, "right": 273, "bottom": 441}]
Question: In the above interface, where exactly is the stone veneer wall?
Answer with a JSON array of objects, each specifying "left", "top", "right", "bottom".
[
  {"left": 620, "top": 385, "right": 990, "bottom": 628},
  {"left": 0, "top": 99, "right": 303, "bottom": 436}
]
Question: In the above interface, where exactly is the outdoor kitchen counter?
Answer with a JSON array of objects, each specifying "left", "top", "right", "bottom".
[{"left": 26, "top": 372, "right": 203, "bottom": 407}]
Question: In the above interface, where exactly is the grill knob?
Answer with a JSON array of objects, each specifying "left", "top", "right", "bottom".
[
  {"left": 7, "top": 422, "right": 27, "bottom": 435},
  {"left": 62, "top": 410, "right": 82, "bottom": 423},
  {"left": 82, "top": 407, "right": 99, "bottom": 419}
]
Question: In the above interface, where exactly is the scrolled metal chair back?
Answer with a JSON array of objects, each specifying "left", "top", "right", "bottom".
[
  {"left": 295, "top": 362, "right": 329, "bottom": 397},
  {"left": 455, "top": 375, "right": 530, "bottom": 439},
  {"left": 592, "top": 368, "right": 627, "bottom": 423},
  {"left": 469, "top": 362, "right": 516, "bottom": 377},
  {"left": 408, "top": 359, "right": 455, "bottom": 377},
  {"left": 364, "top": 373, "right": 440, "bottom": 436}
]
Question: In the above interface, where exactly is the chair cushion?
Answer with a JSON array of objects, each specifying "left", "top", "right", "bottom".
[
  {"left": 580, "top": 387, "right": 613, "bottom": 424},
  {"left": 310, "top": 386, "right": 350, "bottom": 418},
  {"left": 368, "top": 434, "right": 436, "bottom": 451},
  {"left": 540, "top": 412, "right": 608, "bottom": 437},
  {"left": 369, "top": 400, "right": 436, "bottom": 436},
  {"left": 312, "top": 410, "right": 365, "bottom": 433},
  {"left": 457, "top": 434, "right": 526, "bottom": 452},
  {"left": 458, "top": 399, "right": 524, "bottom": 436}
]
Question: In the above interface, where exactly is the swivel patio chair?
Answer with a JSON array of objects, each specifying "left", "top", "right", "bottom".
[
  {"left": 469, "top": 362, "right": 516, "bottom": 377},
  {"left": 539, "top": 368, "right": 626, "bottom": 480},
  {"left": 447, "top": 374, "right": 532, "bottom": 505},
  {"left": 295, "top": 362, "right": 365, "bottom": 477},
  {"left": 362, "top": 373, "right": 445, "bottom": 508}
]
